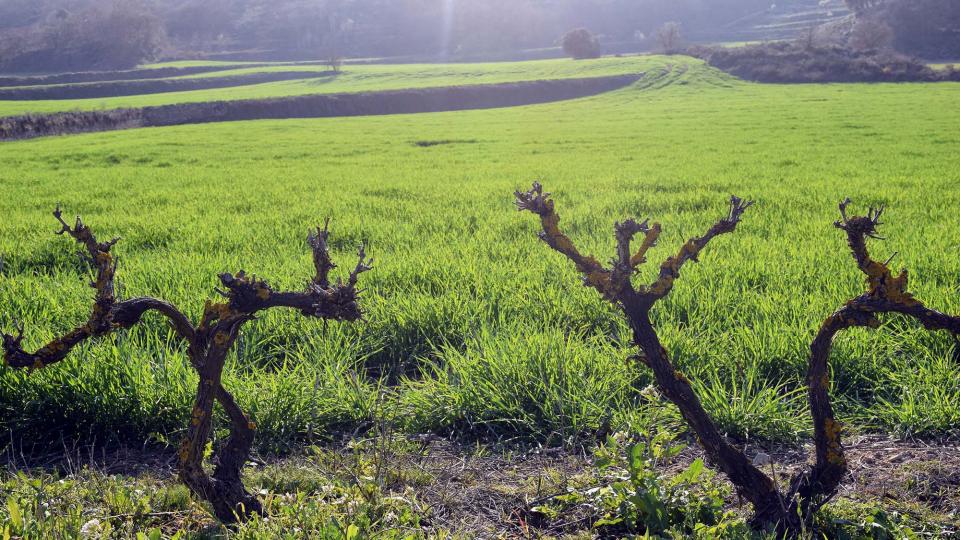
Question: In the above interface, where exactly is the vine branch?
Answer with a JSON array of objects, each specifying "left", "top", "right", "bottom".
[
  {"left": 516, "top": 184, "right": 960, "bottom": 535},
  {"left": 2, "top": 208, "right": 370, "bottom": 524}
]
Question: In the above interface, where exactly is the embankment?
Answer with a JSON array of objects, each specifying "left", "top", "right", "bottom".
[
  {"left": 0, "top": 71, "right": 336, "bottom": 101},
  {"left": 0, "top": 64, "right": 267, "bottom": 88},
  {"left": 0, "top": 73, "right": 641, "bottom": 141}
]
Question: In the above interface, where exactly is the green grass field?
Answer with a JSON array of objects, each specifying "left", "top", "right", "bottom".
[
  {"left": 1, "top": 57, "right": 959, "bottom": 537},
  {"left": 0, "top": 56, "right": 665, "bottom": 117}
]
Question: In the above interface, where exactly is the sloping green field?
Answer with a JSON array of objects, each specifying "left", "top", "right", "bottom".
[
  {"left": 2, "top": 61, "right": 958, "bottom": 445},
  {"left": 0, "top": 56, "right": 667, "bottom": 116},
  {"left": 1, "top": 58, "right": 959, "bottom": 537}
]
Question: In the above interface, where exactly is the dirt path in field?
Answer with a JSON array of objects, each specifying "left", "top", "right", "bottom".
[
  {"left": 0, "top": 73, "right": 642, "bottom": 141},
  {"left": 3, "top": 434, "right": 957, "bottom": 536},
  {"left": 373, "top": 435, "right": 960, "bottom": 536}
]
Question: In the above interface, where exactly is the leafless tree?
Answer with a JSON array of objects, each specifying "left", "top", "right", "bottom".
[
  {"left": 2, "top": 208, "right": 372, "bottom": 523},
  {"left": 656, "top": 22, "right": 682, "bottom": 54},
  {"left": 327, "top": 55, "right": 344, "bottom": 73}
]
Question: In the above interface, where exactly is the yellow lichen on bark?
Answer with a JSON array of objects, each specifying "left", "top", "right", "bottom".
[
  {"left": 541, "top": 212, "right": 592, "bottom": 266},
  {"left": 885, "top": 270, "right": 919, "bottom": 306},
  {"left": 648, "top": 239, "right": 700, "bottom": 296},
  {"left": 535, "top": 208, "right": 616, "bottom": 295},
  {"left": 648, "top": 275, "right": 675, "bottom": 297},
  {"left": 37, "top": 338, "right": 66, "bottom": 359},
  {"left": 190, "top": 405, "right": 206, "bottom": 426},
  {"left": 177, "top": 438, "right": 191, "bottom": 463},
  {"left": 675, "top": 239, "right": 699, "bottom": 263},
  {"left": 539, "top": 213, "right": 564, "bottom": 241},
  {"left": 214, "top": 331, "right": 230, "bottom": 347},
  {"left": 823, "top": 418, "right": 846, "bottom": 466},
  {"left": 863, "top": 260, "right": 887, "bottom": 291},
  {"left": 584, "top": 268, "right": 612, "bottom": 291},
  {"left": 630, "top": 223, "right": 661, "bottom": 268},
  {"left": 200, "top": 301, "right": 236, "bottom": 330}
]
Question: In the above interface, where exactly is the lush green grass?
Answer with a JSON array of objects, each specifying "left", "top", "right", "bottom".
[
  {"left": 3, "top": 55, "right": 960, "bottom": 538},
  {"left": 0, "top": 56, "right": 667, "bottom": 117},
  {"left": 1, "top": 60, "right": 959, "bottom": 454},
  {"left": 0, "top": 442, "right": 442, "bottom": 539}
]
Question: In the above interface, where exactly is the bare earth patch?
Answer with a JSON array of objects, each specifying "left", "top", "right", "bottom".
[{"left": 3, "top": 434, "right": 958, "bottom": 537}]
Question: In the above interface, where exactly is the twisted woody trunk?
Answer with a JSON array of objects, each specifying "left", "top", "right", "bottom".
[
  {"left": 515, "top": 184, "right": 960, "bottom": 535},
  {"left": 2, "top": 209, "right": 372, "bottom": 523}
]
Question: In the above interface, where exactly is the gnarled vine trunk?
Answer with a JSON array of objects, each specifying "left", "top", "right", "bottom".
[
  {"left": 515, "top": 184, "right": 960, "bottom": 535},
  {"left": 2, "top": 210, "right": 372, "bottom": 523}
]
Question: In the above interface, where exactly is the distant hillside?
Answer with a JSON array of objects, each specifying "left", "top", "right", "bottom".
[{"left": 692, "top": 0, "right": 851, "bottom": 42}]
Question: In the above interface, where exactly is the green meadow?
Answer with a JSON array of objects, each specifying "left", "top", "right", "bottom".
[
  {"left": 1, "top": 57, "right": 959, "bottom": 536},
  {"left": 3, "top": 58, "right": 959, "bottom": 443}
]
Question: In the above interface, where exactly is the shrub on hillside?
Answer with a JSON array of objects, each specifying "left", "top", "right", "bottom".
[
  {"left": 849, "top": 16, "right": 895, "bottom": 52},
  {"left": 690, "top": 41, "right": 956, "bottom": 83},
  {"left": 561, "top": 28, "right": 601, "bottom": 60},
  {"left": 655, "top": 22, "right": 682, "bottom": 54},
  {"left": 884, "top": 0, "right": 960, "bottom": 59}
]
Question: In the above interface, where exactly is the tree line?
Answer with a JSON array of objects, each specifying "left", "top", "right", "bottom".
[
  {"left": 0, "top": 0, "right": 956, "bottom": 76},
  {"left": 0, "top": 0, "right": 784, "bottom": 73}
]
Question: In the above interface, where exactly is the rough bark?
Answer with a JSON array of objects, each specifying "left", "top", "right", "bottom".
[
  {"left": 786, "top": 199, "right": 960, "bottom": 522},
  {"left": 2, "top": 209, "right": 371, "bottom": 523},
  {"left": 515, "top": 184, "right": 960, "bottom": 535}
]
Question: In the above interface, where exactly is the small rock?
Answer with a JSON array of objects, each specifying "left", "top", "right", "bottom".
[{"left": 753, "top": 452, "right": 773, "bottom": 467}]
